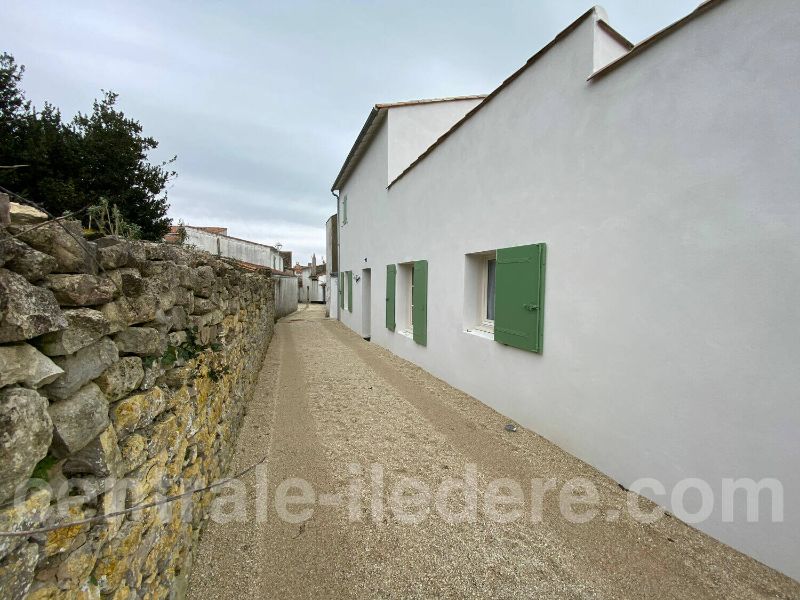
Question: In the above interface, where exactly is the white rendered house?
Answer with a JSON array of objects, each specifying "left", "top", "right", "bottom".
[{"left": 330, "top": 1, "right": 800, "bottom": 579}]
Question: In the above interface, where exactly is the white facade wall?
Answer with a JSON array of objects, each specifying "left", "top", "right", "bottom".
[
  {"left": 387, "top": 98, "right": 482, "bottom": 184},
  {"left": 336, "top": 2, "right": 800, "bottom": 579},
  {"left": 329, "top": 276, "right": 339, "bottom": 319},
  {"left": 273, "top": 275, "right": 299, "bottom": 319},
  {"left": 325, "top": 214, "right": 338, "bottom": 317},
  {"left": 183, "top": 227, "right": 285, "bottom": 270},
  {"left": 298, "top": 268, "right": 326, "bottom": 303}
]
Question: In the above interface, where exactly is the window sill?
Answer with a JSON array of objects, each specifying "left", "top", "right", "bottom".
[
  {"left": 399, "top": 328, "right": 414, "bottom": 339},
  {"left": 464, "top": 328, "right": 493, "bottom": 341}
]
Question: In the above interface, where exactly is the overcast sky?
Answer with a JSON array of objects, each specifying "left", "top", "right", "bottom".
[{"left": 4, "top": 1, "right": 697, "bottom": 265}]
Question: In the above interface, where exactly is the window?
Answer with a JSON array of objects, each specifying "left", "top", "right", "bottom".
[
  {"left": 396, "top": 263, "right": 414, "bottom": 335},
  {"left": 464, "top": 244, "right": 546, "bottom": 353},
  {"left": 394, "top": 260, "right": 427, "bottom": 345},
  {"left": 476, "top": 254, "right": 497, "bottom": 334}
]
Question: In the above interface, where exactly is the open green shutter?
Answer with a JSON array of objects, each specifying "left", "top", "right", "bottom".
[
  {"left": 386, "top": 264, "right": 396, "bottom": 331},
  {"left": 412, "top": 260, "right": 428, "bottom": 346},
  {"left": 494, "top": 243, "right": 546, "bottom": 353},
  {"left": 347, "top": 271, "right": 353, "bottom": 312}
]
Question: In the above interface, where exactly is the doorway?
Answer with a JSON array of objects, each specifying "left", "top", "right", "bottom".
[{"left": 361, "top": 268, "right": 371, "bottom": 340}]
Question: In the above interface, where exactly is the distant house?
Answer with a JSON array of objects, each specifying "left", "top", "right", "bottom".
[
  {"left": 328, "top": 1, "right": 800, "bottom": 580},
  {"left": 296, "top": 254, "right": 327, "bottom": 303},
  {"left": 166, "top": 225, "right": 291, "bottom": 273},
  {"left": 325, "top": 214, "right": 338, "bottom": 317}
]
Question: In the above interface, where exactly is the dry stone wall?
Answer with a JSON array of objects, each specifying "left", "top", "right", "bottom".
[{"left": 0, "top": 201, "right": 275, "bottom": 599}]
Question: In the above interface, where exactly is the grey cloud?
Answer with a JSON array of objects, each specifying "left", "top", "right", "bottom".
[{"left": 4, "top": 0, "right": 697, "bottom": 264}]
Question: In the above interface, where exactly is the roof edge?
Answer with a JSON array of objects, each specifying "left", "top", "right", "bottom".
[
  {"left": 588, "top": 0, "right": 727, "bottom": 81},
  {"left": 331, "top": 105, "right": 381, "bottom": 192},
  {"left": 387, "top": 6, "right": 599, "bottom": 189},
  {"left": 183, "top": 225, "right": 280, "bottom": 253},
  {"left": 375, "top": 95, "right": 486, "bottom": 109},
  {"left": 331, "top": 95, "right": 488, "bottom": 192},
  {"left": 596, "top": 18, "right": 634, "bottom": 50}
]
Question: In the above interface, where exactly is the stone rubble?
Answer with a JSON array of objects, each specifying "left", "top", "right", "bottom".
[{"left": 0, "top": 214, "right": 275, "bottom": 599}]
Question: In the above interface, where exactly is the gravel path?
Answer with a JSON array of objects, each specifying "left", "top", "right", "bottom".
[{"left": 187, "top": 304, "right": 799, "bottom": 599}]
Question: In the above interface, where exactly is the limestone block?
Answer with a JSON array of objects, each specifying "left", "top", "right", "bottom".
[
  {"left": 224, "top": 298, "right": 240, "bottom": 316},
  {"left": 156, "top": 287, "right": 177, "bottom": 312},
  {"left": 63, "top": 425, "right": 124, "bottom": 478},
  {"left": 0, "top": 268, "right": 67, "bottom": 343},
  {"left": 195, "top": 324, "right": 218, "bottom": 346},
  {"left": 48, "top": 383, "right": 110, "bottom": 457},
  {"left": 44, "top": 338, "right": 118, "bottom": 401},
  {"left": 93, "top": 521, "right": 145, "bottom": 594},
  {"left": 55, "top": 535, "right": 99, "bottom": 587},
  {"left": 94, "top": 357, "right": 144, "bottom": 402},
  {"left": 97, "top": 243, "right": 130, "bottom": 270},
  {"left": 93, "top": 235, "right": 124, "bottom": 249},
  {"left": 0, "top": 542, "right": 39, "bottom": 599},
  {"left": 38, "top": 504, "right": 92, "bottom": 559},
  {"left": 0, "top": 236, "right": 57, "bottom": 281},
  {"left": 146, "top": 413, "right": 180, "bottom": 458},
  {"left": 191, "top": 297, "right": 216, "bottom": 315},
  {"left": 166, "top": 330, "right": 188, "bottom": 348},
  {"left": 167, "top": 306, "right": 189, "bottom": 333},
  {"left": 0, "top": 488, "right": 51, "bottom": 560},
  {"left": 140, "top": 359, "right": 164, "bottom": 391},
  {"left": 102, "top": 268, "right": 145, "bottom": 297},
  {"left": 110, "top": 387, "right": 166, "bottom": 437},
  {"left": 35, "top": 308, "right": 110, "bottom": 356},
  {"left": 113, "top": 327, "right": 164, "bottom": 357},
  {"left": 8, "top": 202, "right": 48, "bottom": 225},
  {"left": 173, "top": 286, "right": 194, "bottom": 312},
  {"left": 100, "top": 294, "right": 159, "bottom": 334},
  {"left": 9, "top": 219, "right": 97, "bottom": 274},
  {"left": 43, "top": 274, "right": 116, "bottom": 307},
  {"left": 119, "top": 433, "right": 146, "bottom": 474},
  {"left": 138, "top": 260, "right": 179, "bottom": 281},
  {"left": 0, "top": 388, "right": 52, "bottom": 504},
  {"left": 143, "top": 309, "right": 171, "bottom": 335},
  {"left": 190, "top": 266, "right": 214, "bottom": 298},
  {"left": 125, "top": 457, "right": 167, "bottom": 508},
  {"left": 0, "top": 344, "right": 63, "bottom": 388}
]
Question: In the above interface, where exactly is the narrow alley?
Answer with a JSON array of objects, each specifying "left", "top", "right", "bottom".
[{"left": 187, "top": 305, "right": 798, "bottom": 599}]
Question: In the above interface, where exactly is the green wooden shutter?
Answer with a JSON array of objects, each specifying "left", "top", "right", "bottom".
[
  {"left": 347, "top": 271, "right": 353, "bottom": 312},
  {"left": 386, "top": 264, "right": 396, "bottom": 331},
  {"left": 412, "top": 260, "right": 428, "bottom": 346},
  {"left": 494, "top": 243, "right": 546, "bottom": 353}
]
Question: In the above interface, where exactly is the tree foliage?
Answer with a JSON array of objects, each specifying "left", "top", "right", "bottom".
[{"left": 0, "top": 52, "right": 176, "bottom": 240}]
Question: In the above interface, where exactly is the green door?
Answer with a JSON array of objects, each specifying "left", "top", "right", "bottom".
[
  {"left": 386, "top": 264, "right": 396, "bottom": 331},
  {"left": 412, "top": 260, "right": 428, "bottom": 346},
  {"left": 494, "top": 243, "right": 546, "bottom": 353}
]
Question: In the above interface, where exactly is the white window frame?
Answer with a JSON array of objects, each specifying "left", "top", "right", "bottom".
[
  {"left": 475, "top": 252, "right": 496, "bottom": 334},
  {"left": 397, "top": 262, "right": 414, "bottom": 337},
  {"left": 403, "top": 264, "right": 414, "bottom": 337}
]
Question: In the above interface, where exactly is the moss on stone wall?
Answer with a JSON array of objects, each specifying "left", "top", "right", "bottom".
[{"left": 0, "top": 202, "right": 275, "bottom": 599}]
